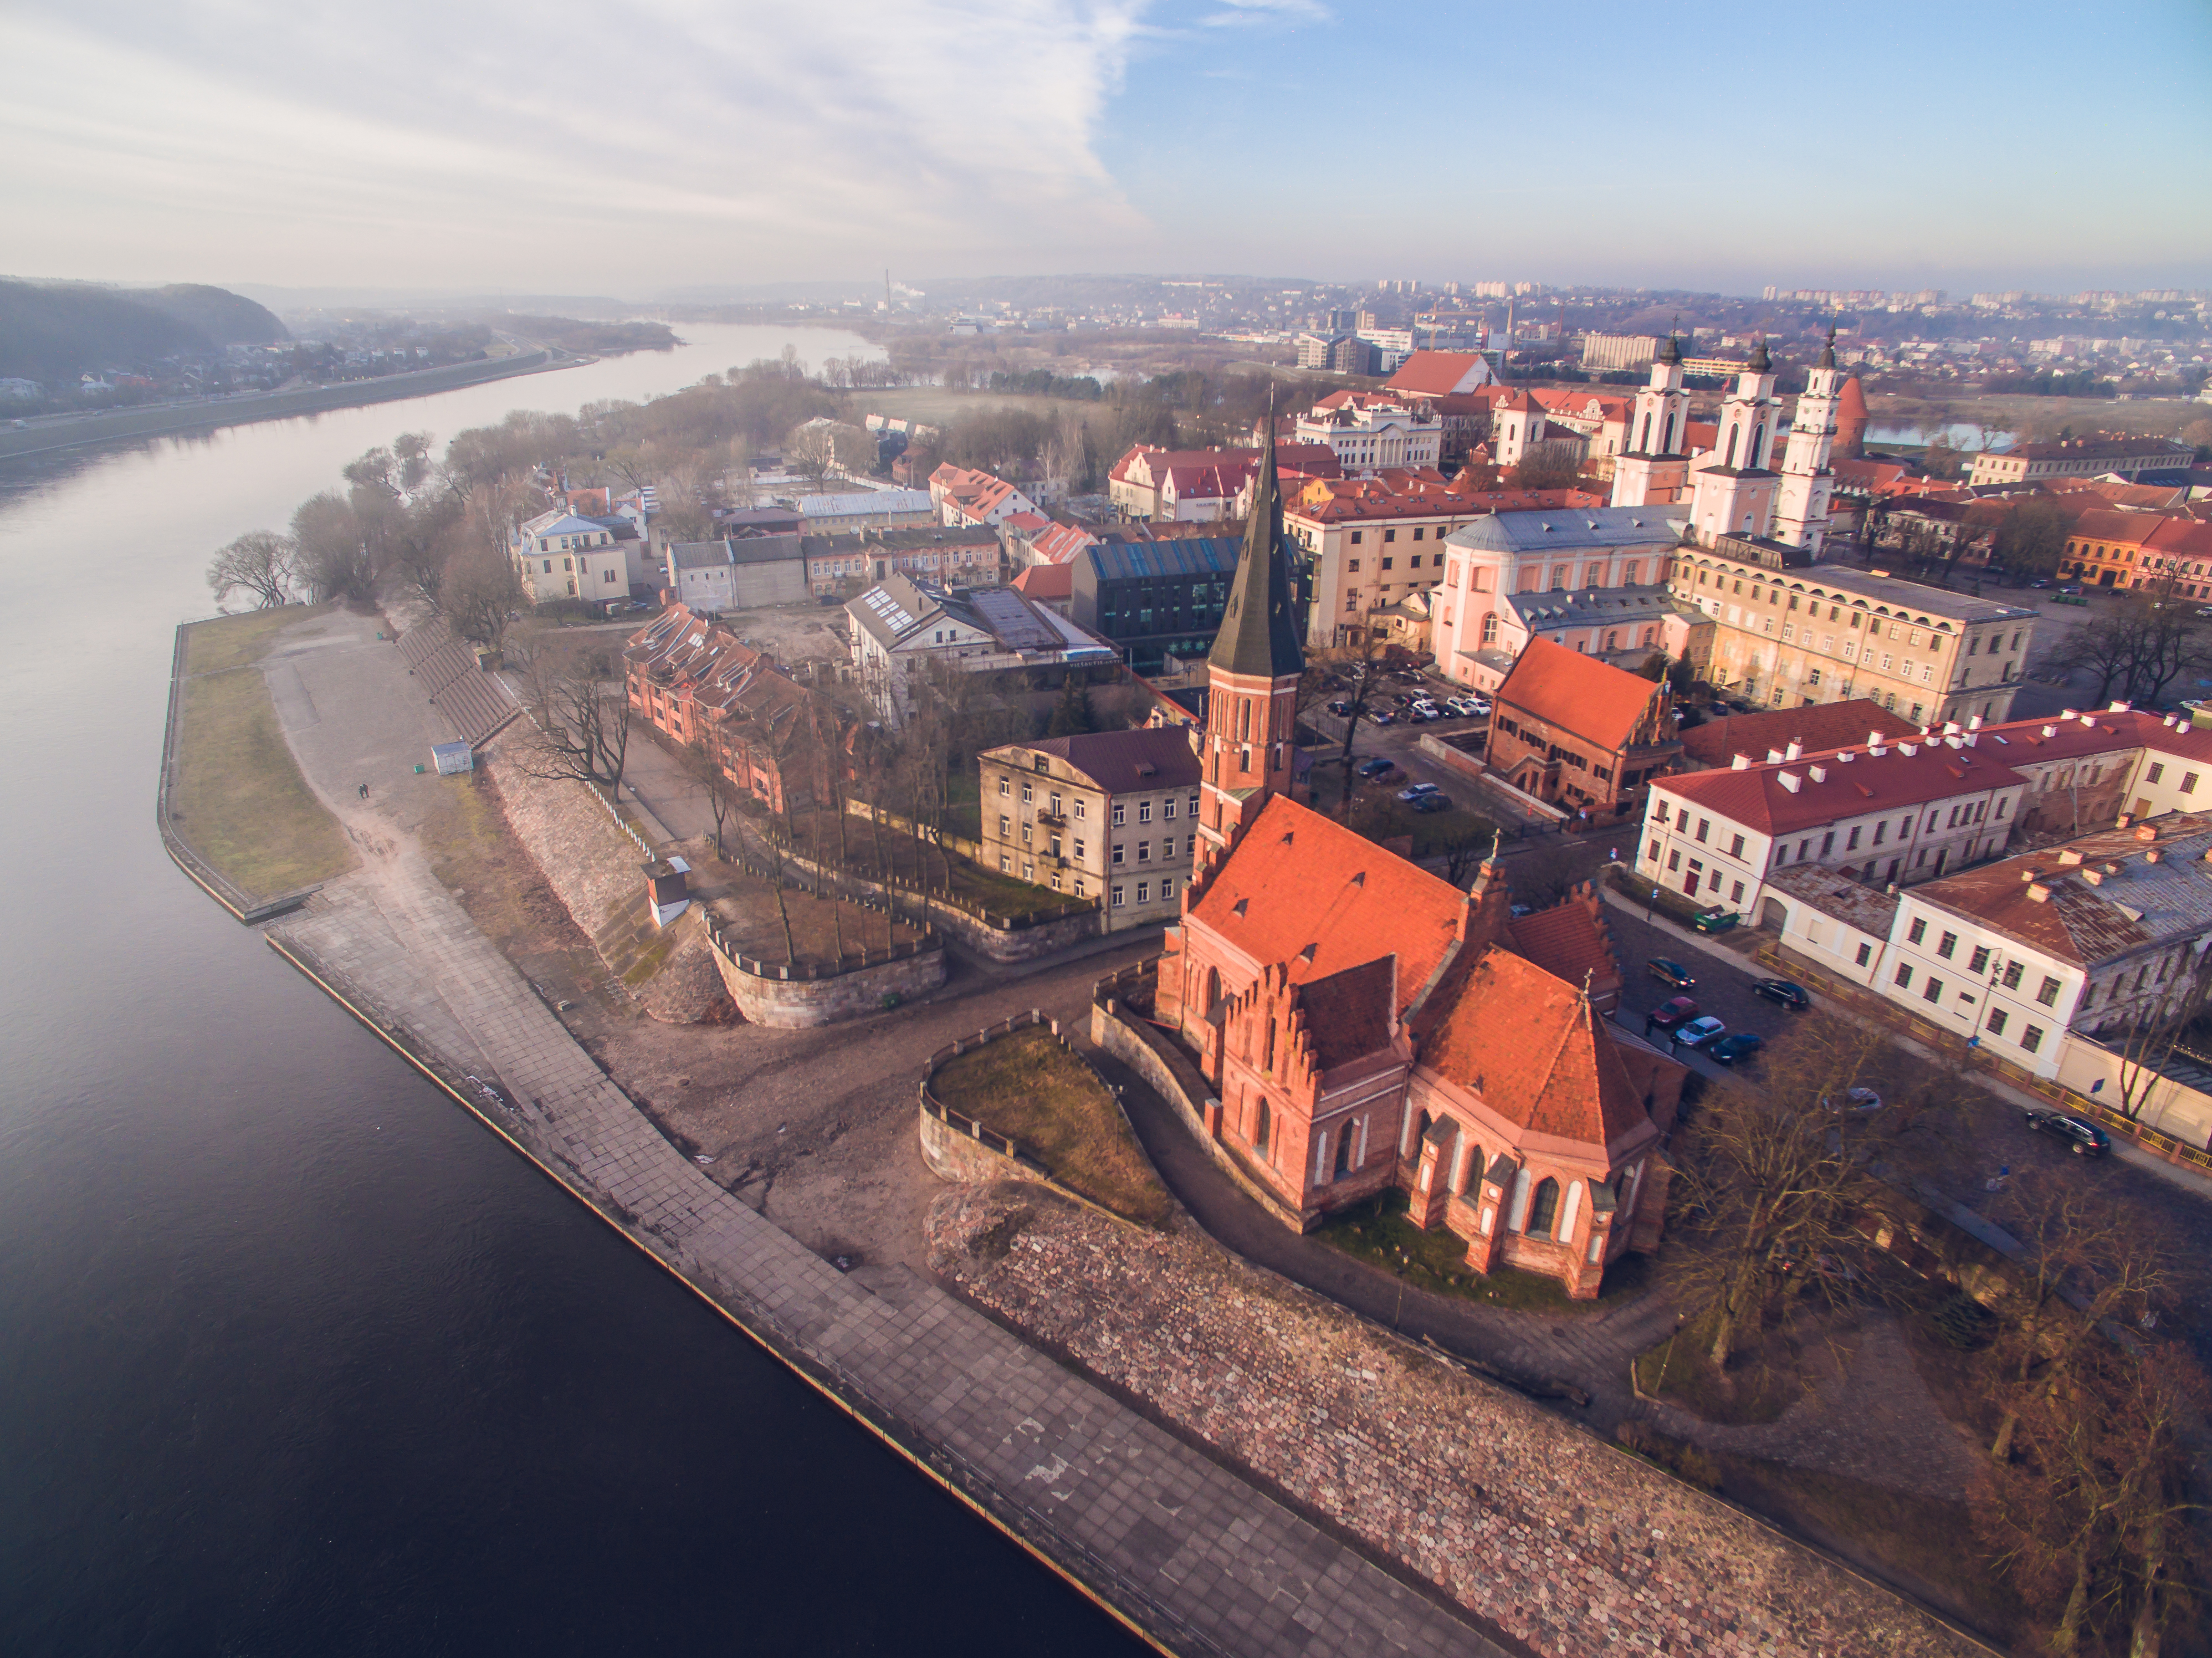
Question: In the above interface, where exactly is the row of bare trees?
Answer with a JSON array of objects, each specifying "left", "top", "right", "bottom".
[
  {"left": 2047, "top": 590, "right": 2212, "bottom": 708},
  {"left": 1662, "top": 1016, "right": 2206, "bottom": 1654}
]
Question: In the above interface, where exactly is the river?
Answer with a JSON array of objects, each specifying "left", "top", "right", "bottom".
[{"left": 0, "top": 324, "right": 1134, "bottom": 1656}]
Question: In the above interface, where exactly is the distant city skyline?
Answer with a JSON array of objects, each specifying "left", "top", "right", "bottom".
[{"left": 5, "top": 0, "right": 2209, "bottom": 298}]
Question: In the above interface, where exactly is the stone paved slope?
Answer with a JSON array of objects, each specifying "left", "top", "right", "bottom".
[{"left": 929, "top": 1185, "right": 1985, "bottom": 1658}]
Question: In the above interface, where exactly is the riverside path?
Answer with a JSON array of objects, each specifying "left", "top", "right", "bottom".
[{"left": 257, "top": 608, "right": 1508, "bottom": 1658}]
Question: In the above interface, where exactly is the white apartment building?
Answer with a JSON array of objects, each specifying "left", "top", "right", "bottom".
[
  {"left": 1638, "top": 730, "right": 2029, "bottom": 925},
  {"left": 1292, "top": 393, "right": 1441, "bottom": 470}
]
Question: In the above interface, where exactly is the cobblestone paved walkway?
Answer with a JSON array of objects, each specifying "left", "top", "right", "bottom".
[{"left": 263, "top": 612, "right": 1507, "bottom": 1658}]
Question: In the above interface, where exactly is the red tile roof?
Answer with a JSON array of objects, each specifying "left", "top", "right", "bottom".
[
  {"left": 1190, "top": 796, "right": 1467, "bottom": 1016},
  {"left": 1415, "top": 948, "right": 1652, "bottom": 1146},
  {"left": 1494, "top": 637, "right": 1668, "bottom": 756},
  {"left": 1010, "top": 562, "right": 1073, "bottom": 601},
  {"left": 1678, "top": 699, "right": 1919, "bottom": 771},
  {"left": 1385, "top": 351, "right": 1493, "bottom": 396},
  {"left": 1293, "top": 958, "right": 1399, "bottom": 1070},
  {"left": 1661, "top": 738, "right": 2024, "bottom": 835},
  {"left": 1506, "top": 900, "right": 1618, "bottom": 995}
]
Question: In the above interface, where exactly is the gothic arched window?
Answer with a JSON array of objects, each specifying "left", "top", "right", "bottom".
[
  {"left": 1460, "top": 1143, "right": 1484, "bottom": 1194},
  {"left": 1204, "top": 967, "right": 1221, "bottom": 1014},
  {"left": 1333, "top": 1120, "right": 1355, "bottom": 1177},
  {"left": 1527, "top": 1176, "right": 1560, "bottom": 1237},
  {"left": 1254, "top": 1097, "right": 1271, "bottom": 1157}
]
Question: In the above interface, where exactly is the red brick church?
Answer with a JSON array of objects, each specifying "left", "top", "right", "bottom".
[{"left": 1154, "top": 436, "right": 1678, "bottom": 1296}]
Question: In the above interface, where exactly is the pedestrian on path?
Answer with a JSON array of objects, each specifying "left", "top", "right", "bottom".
[{"left": 358, "top": 782, "right": 370, "bottom": 800}]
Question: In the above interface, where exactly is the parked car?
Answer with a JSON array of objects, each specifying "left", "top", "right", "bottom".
[
  {"left": 1647, "top": 958, "right": 1696, "bottom": 990},
  {"left": 1823, "top": 1087, "right": 1884, "bottom": 1113},
  {"left": 1708, "top": 1032, "right": 1765, "bottom": 1065},
  {"left": 1366, "top": 709, "right": 1397, "bottom": 725},
  {"left": 1675, "top": 1016, "right": 1727, "bottom": 1047},
  {"left": 1647, "top": 996, "right": 1699, "bottom": 1030},
  {"left": 2024, "top": 1108, "right": 2111, "bottom": 1156},
  {"left": 1397, "top": 781, "right": 1442, "bottom": 802},
  {"left": 1753, "top": 978, "right": 1811, "bottom": 1011},
  {"left": 1355, "top": 756, "right": 1396, "bottom": 779},
  {"left": 2027, "top": 577, "right": 2052, "bottom": 589},
  {"left": 2058, "top": 584, "right": 2085, "bottom": 596},
  {"left": 1460, "top": 697, "right": 1493, "bottom": 717},
  {"left": 1326, "top": 699, "right": 1354, "bottom": 717},
  {"left": 1412, "top": 792, "right": 1452, "bottom": 813}
]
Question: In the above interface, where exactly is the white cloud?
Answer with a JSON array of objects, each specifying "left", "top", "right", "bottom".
[
  {"left": 1196, "top": 0, "right": 1329, "bottom": 24},
  {"left": 0, "top": 1, "right": 1161, "bottom": 288}
]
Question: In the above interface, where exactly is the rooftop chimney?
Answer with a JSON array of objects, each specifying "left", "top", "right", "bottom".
[
  {"left": 2043, "top": 725, "right": 2059, "bottom": 738},
  {"left": 1810, "top": 765, "right": 1828, "bottom": 782},
  {"left": 2110, "top": 701, "right": 2131, "bottom": 714},
  {"left": 1732, "top": 753, "right": 1753, "bottom": 770},
  {"left": 1968, "top": 714, "right": 1984, "bottom": 730},
  {"left": 2137, "top": 824, "right": 2159, "bottom": 842},
  {"left": 2062, "top": 709, "right": 2079, "bottom": 720},
  {"left": 1766, "top": 748, "right": 1785, "bottom": 763},
  {"left": 1899, "top": 742, "right": 1919, "bottom": 756},
  {"left": 1785, "top": 740, "right": 1803, "bottom": 761},
  {"left": 2027, "top": 882, "right": 2052, "bottom": 903},
  {"left": 1778, "top": 770, "right": 1803, "bottom": 793},
  {"left": 2083, "top": 868, "right": 2105, "bottom": 886}
]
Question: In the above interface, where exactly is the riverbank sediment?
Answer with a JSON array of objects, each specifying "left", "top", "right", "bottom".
[{"left": 2, "top": 349, "right": 577, "bottom": 463}]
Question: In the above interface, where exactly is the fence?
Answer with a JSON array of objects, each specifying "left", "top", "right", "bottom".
[
  {"left": 758, "top": 820, "right": 1100, "bottom": 932},
  {"left": 703, "top": 858, "right": 941, "bottom": 982},
  {"left": 1752, "top": 940, "right": 2212, "bottom": 1178}
]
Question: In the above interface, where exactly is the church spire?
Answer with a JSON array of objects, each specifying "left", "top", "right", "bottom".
[{"left": 1209, "top": 425, "right": 1305, "bottom": 679}]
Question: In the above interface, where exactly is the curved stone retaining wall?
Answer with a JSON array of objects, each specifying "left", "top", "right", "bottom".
[
  {"left": 712, "top": 938, "right": 946, "bottom": 1027},
  {"left": 772, "top": 844, "right": 1102, "bottom": 963}
]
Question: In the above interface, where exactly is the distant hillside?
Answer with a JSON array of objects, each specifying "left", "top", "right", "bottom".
[
  {"left": 136, "top": 284, "right": 287, "bottom": 346},
  {"left": 0, "top": 279, "right": 285, "bottom": 385}
]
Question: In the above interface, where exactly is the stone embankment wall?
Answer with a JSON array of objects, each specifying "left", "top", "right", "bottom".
[
  {"left": 711, "top": 941, "right": 945, "bottom": 1028},
  {"left": 1091, "top": 969, "right": 1308, "bottom": 1230},
  {"left": 927, "top": 1185, "right": 1980, "bottom": 1658},
  {"left": 485, "top": 749, "right": 724, "bottom": 1022}
]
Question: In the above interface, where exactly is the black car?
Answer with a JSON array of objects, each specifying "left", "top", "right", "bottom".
[
  {"left": 1708, "top": 1032, "right": 1764, "bottom": 1066},
  {"left": 1412, "top": 792, "right": 1452, "bottom": 813},
  {"left": 1647, "top": 958, "right": 1696, "bottom": 990},
  {"left": 2024, "top": 1109, "right": 2111, "bottom": 1157},
  {"left": 1326, "top": 699, "right": 1353, "bottom": 717},
  {"left": 1355, "top": 756, "right": 1395, "bottom": 779},
  {"left": 1753, "top": 978, "right": 1811, "bottom": 1011}
]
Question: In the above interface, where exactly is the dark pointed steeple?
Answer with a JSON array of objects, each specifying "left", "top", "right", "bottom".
[
  {"left": 1818, "top": 325, "right": 1837, "bottom": 371},
  {"left": 1209, "top": 428, "right": 1305, "bottom": 679},
  {"left": 1747, "top": 335, "right": 1771, "bottom": 374},
  {"left": 1657, "top": 314, "right": 1681, "bottom": 365}
]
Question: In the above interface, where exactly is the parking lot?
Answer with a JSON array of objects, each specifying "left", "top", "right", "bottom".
[{"left": 1302, "top": 663, "right": 1530, "bottom": 822}]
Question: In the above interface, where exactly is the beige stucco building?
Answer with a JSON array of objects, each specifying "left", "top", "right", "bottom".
[
  {"left": 976, "top": 728, "right": 1203, "bottom": 929},
  {"left": 1665, "top": 551, "right": 2039, "bottom": 726}
]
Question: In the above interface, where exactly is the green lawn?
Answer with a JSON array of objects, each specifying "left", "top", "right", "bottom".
[
  {"left": 1314, "top": 1190, "right": 1648, "bottom": 1313},
  {"left": 930, "top": 1026, "right": 1174, "bottom": 1226},
  {"left": 171, "top": 658, "right": 354, "bottom": 902},
  {"left": 183, "top": 604, "right": 322, "bottom": 675}
]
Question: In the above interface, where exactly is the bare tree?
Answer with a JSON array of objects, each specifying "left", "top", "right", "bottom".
[
  {"left": 510, "top": 647, "right": 632, "bottom": 791},
  {"left": 2106, "top": 949, "right": 2212, "bottom": 1123},
  {"left": 789, "top": 422, "right": 839, "bottom": 493},
  {"left": 443, "top": 537, "right": 524, "bottom": 646},
  {"left": 1665, "top": 1016, "right": 1906, "bottom": 1365},
  {"left": 206, "top": 530, "right": 296, "bottom": 610},
  {"left": 290, "top": 490, "right": 376, "bottom": 603},
  {"left": 684, "top": 726, "right": 742, "bottom": 859}
]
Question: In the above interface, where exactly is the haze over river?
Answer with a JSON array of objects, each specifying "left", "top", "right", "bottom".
[{"left": 0, "top": 324, "right": 1133, "bottom": 1655}]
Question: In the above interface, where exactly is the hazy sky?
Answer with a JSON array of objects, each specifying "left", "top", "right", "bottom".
[{"left": 6, "top": 0, "right": 2209, "bottom": 299}]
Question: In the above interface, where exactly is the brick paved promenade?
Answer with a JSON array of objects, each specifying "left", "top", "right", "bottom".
[{"left": 260, "top": 611, "right": 1507, "bottom": 1658}]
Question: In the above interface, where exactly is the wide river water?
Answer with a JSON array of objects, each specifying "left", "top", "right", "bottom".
[{"left": 0, "top": 324, "right": 1133, "bottom": 1655}]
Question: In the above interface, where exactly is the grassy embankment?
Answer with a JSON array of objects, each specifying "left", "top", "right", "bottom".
[
  {"left": 171, "top": 608, "right": 354, "bottom": 903},
  {"left": 930, "top": 1026, "right": 1174, "bottom": 1227}
]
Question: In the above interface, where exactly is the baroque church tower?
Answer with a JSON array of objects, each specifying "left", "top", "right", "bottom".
[
  {"left": 1194, "top": 430, "right": 1305, "bottom": 872},
  {"left": 1608, "top": 331, "right": 1693, "bottom": 509},
  {"left": 1773, "top": 328, "right": 1842, "bottom": 554},
  {"left": 1687, "top": 337, "right": 1784, "bottom": 545}
]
